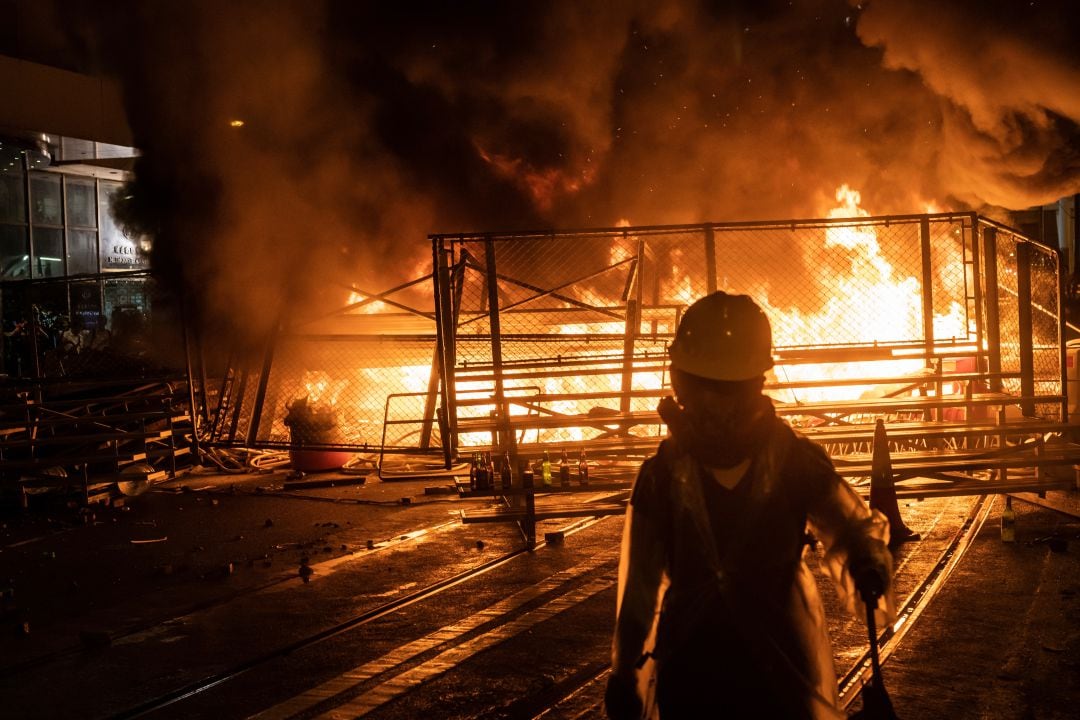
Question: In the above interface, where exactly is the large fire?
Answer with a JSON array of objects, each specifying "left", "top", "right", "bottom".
[
  {"left": 455, "top": 184, "right": 974, "bottom": 445},
  {"left": 328, "top": 186, "right": 976, "bottom": 449}
]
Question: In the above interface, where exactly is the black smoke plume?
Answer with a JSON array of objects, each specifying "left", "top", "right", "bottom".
[{"left": 60, "top": 0, "right": 1080, "bottom": 345}]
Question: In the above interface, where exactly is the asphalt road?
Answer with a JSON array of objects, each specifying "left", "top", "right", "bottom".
[{"left": 1, "top": 466, "right": 1077, "bottom": 719}]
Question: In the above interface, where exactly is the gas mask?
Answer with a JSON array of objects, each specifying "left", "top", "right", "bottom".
[{"left": 659, "top": 391, "right": 774, "bottom": 469}]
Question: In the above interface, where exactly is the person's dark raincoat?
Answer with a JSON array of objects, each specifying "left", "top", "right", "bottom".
[{"left": 608, "top": 398, "right": 895, "bottom": 719}]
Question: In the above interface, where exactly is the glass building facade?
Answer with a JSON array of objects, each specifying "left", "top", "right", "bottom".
[{"left": 1, "top": 137, "right": 157, "bottom": 379}]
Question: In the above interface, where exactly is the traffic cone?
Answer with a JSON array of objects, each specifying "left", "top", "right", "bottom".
[{"left": 869, "top": 419, "right": 920, "bottom": 548}]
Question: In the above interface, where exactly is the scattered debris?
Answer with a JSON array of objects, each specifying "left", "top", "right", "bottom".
[
  {"left": 298, "top": 556, "right": 313, "bottom": 583},
  {"left": 130, "top": 537, "right": 167, "bottom": 545},
  {"left": 544, "top": 531, "right": 565, "bottom": 545}
]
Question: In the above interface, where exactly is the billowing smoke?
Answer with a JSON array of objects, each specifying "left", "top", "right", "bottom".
[{"left": 61, "top": 0, "right": 1080, "bottom": 345}]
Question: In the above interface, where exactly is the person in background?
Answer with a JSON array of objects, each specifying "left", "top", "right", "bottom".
[{"left": 605, "top": 292, "right": 895, "bottom": 720}]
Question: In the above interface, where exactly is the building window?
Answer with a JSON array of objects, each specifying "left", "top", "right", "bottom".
[
  {"left": 67, "top": 228, "right": 98, "bottom": 275},
  {"left": 65, "top": 177, "right": 97, "bottom": 228},
  {"left": 0, "top": 164, "right": 26, "bottom": 224},
  {"left": 0, "top": 224, "right": 29, "bottom": 279},
  {"left": 30, "top": 172, "right": 62, "bottom": 225},
  {"left": 32, "top": 227, "right": 64, "bottom": 278}
]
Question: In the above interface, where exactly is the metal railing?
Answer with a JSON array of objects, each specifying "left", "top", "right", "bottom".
[{"left": 432, "top": 213, "right": 1065, "bottom": 469}]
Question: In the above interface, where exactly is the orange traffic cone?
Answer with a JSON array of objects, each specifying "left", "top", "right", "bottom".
[{"left": 869, "top": 419, "right": 920, "bottom": 548}]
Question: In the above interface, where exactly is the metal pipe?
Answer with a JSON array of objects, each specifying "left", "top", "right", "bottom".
[
  {"left": 181, "top": 295, "right": 201, "bottom": 460},
  {"left": 246, "top": 325, "right": 278, "bottom": 446}
]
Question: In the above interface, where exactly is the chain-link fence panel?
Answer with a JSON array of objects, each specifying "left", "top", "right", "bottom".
[
  {"left": 435, "top": 213, "right": 1065, "bottom": 461},
  {"left": 206, "top": 274, "right": 440, "bottom": 454},
  {"left": 993, "top": 230, "right": 1023, "bottom": 398},
  {"left": 1028, "top": 243, "right": 1063, "bottom": 420}
]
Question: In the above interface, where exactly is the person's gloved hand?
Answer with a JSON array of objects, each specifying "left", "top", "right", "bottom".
[
  {"left": 605, "top": 669, "right": 642, "bottom": 720},
  {"left": 850, "top": 557, "right": 887, "bottom": 603}
]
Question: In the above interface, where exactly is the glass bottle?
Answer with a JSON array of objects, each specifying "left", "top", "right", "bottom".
[
  {"left": 578, "top": 448, "right": 589, "bottom": 486},
  {"left": 1000, "top": 495, "right": 1016, "bottom": 543},
  {"left": 559, "top": 449, "right": 571, "bottom": 487}
]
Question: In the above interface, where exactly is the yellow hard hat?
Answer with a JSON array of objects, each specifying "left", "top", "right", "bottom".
[{"left": 668, "top": 292, "right": 774, "bottom": 381}]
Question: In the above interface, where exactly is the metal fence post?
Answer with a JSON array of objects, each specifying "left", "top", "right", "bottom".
[
  {"left": 705, "top": 225, "right": 717, "bottom": 294},
  {"left": 1016, "top": 241, "right": 1036, "bottom": 417},
  {"left": 246, "top": 324, "right": 278, "bottom": 447},
  {"left": 432, "top": 239, "right": 459, "bottom": 464},
  {"left": 484, "top": 237, "right": 513, "bottom": 463},
  {"left": 967, "top": 215, "right": 987, "bottom": 385},
  {"left": 620, "top": 235, "right": 643, "bottom": 415},
  {"left": 919, "top": 217, "right": 935, "bottom": 368},
  {"left": 982, "top": 226, "right": 1003, "bottom": 392}
]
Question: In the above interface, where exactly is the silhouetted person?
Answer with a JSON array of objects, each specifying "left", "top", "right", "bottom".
[{"left": 606, "top": 292, "right": 895, "bottom": 720}]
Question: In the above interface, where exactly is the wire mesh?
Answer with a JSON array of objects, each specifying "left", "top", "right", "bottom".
[
  {"left": 206, "top": 275, "right": 440, "bottom": 454},
  {"left": 435, "top": 213, "right": 1066, "bottom": 461}
]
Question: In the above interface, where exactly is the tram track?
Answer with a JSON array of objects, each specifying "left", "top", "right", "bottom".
[
  {"left": 836, "top": 494, "right": 992, "bottom": 711},
  {"left": 529, "top": 495, "right": 995, "bottom": 720},
  {"left": 0, "top": 518, "right": 463, "bottom": 679},
  {"left": 163, "top": 493, "right": 990, "bottom": 720},
  {"left": 15, "top": 489, "right": 993, "bottom": 720},
  {"left": 107, "top": 515, "right": 615, "bottom": 719}
]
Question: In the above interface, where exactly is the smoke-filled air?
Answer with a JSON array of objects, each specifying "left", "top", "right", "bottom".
[{"left": 60, "top": 0, "right": 1080, "bottom": 344}]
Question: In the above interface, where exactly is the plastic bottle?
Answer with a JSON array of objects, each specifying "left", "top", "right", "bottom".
[
  {"left": 1001, "top": 495, "right": 1016, "bottom": 543},
  {"left": 559, "top": 449, "right": 571, "bottom": 487},
  {"left": 541, "top": 450, "right": 553, "bottom": 487},
  {"left": 578, "top": 448, "right": 589, "bottom": 486}
]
